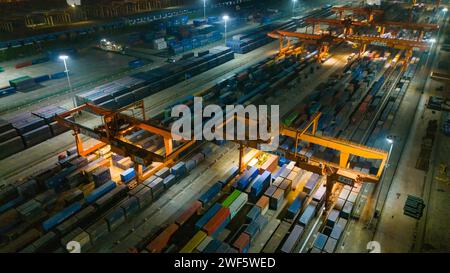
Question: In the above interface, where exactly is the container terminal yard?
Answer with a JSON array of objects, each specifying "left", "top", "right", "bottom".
[{"left": 0, "top": 0, "right": 449, "bottom": 256}]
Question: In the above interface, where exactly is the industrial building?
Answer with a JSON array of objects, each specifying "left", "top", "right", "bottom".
[{"left": 0, "top": 0, "right": 448, "bottom": 255}]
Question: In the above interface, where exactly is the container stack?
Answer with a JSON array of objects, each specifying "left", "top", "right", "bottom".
[
  {"left": 0, "top": 118, "right": 24, "bottom": 160},
  {"left": 76, "top": 46, "right": 234, "bottom": 109},
  {"left": 9, "top": 76, "right": 37, "bottom": 91},
  {"left": 152, "top": 38, "right": 168, "bottom": 50},
  {"left": 403, "top": 195, "right": 425, "bottom": 220}
]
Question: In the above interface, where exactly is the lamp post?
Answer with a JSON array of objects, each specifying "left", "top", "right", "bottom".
[
  {"left": 59, "top": 55, "right": 75, "bottom": 108},
  {"left": 292, "top": 0, "right": 298, "bottom": 18},
  {"left": 370, "top": 135, "right": 395, "bottom": 228},
  {"left": 223, "top": 15, "right": 229, "bottom": 46},
  {"left": 203, "top": 0, "right": 207, "bottom": 20}
]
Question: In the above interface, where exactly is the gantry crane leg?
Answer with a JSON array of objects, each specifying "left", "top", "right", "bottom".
[
  {"left": 238, "top": 143, "right": 245, "bottom": 174},
  {"left": 359, "top": 43, "right": 367, "bottom": 56},
  {"left": 74, "top": 131, "right": 106, "bottom": 157},
  {"left": 325, "top": 175, "right": 335, "bottom": 212}
]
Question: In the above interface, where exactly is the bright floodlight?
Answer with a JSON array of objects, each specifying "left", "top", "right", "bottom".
[
  {"left": 428, "top": 38, "right": 436, "bottom": 43},
  {"left": 443, "top": 7, "right": 448, "bottom": 12},
  {"left": 223, "top": 15, "right": 229, "bottom": 21},
  {"left": 386, "top": 137, "right": 394, "bottom": 144},
  {"left": 59, "top": 55, "right": 69, "bottom": 60}
]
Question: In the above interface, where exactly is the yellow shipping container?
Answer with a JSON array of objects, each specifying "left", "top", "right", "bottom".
[{"left": 179, "top": 231, "right": 207, "bottom": 253}]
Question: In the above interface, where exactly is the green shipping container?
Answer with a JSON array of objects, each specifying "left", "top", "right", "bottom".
[
  {"left": 283, "top": 112, "right": 299, "bottom": 127},
  {"left": 222, "top": 189, "right": 241, "bottom": 208},
  {"left": 10, "top": 76, "right": 32, "bottom": 84}
]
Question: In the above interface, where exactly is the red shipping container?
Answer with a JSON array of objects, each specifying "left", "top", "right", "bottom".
[
  {"left": 233, "top": 232, "right": 250, "bottom": 253},
  {"left": 202, "top": 207, "right": 230, "bottom": 236},
  {"left": 15, "top": 61, "right": 33, "bottom": 69},
  {"left": 175, "top": 200, "right": 201, "bottom": 226},
  {"left": 146, "top": 223, "right": 179, "bottom": 253}
]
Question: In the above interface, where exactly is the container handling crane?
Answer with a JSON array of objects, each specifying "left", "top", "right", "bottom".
[
  {"left": 304, "top": 17, "right": 439, "bottom": 41},
  {"left": 331, "top": 6, "right": 384, "bottom": 23},
  {"left": 268, "top": 30, "right": 430, "bottom": 67},
  {"left": 56, "top": 102, "right": 389, "bottom": 211}
]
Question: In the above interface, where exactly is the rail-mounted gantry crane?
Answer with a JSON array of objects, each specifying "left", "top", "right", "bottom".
[
  {"left": 56, "top": 102, "right": 389, "bottom": 211},
  {"left": 268, "top": 30, "right": 430, "bottom": 67},
  {"left": 331, "top": 6, "right": 384, "bottom": 23},
  {"left": 304, "top": 17, "right": 439, "bottom": 41},
  {"left": 56, "top": 101, "right": 197, "bottom": 183}
]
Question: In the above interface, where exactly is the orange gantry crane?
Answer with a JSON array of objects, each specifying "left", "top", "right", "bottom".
[
  {"left": 268, "top": 30, "right": 430, "bottom": 65},
  {"left": 56, "top": 101, "right": 196, "bottom": 183},
  {"left": 304, "top": 17, "right": 439, "bottom": 41},
  {"left": 56, "top": 102, "right": 389, "bottom": 210},
  {"left": 331, "top": 6, "right": 384, "bottom": 23}
]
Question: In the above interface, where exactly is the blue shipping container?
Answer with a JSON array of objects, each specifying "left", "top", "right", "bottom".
[
  {"left": 120, "top": 168, "right": 135, "bottom": 183},
  {"left": 85, "top": 180, "right": 116, "bottom": 204},
  {"left": 195, "top": 203, "right": 222, "bottom": 230},
  {"left": 198, "top": 182, "right": 222, "bottom": 205},
  {"left": 237, "top": 166, "right": 259, "bottom": 191},
  {"left": 42, "top": 202, "right": 82, "bottom": 232}
]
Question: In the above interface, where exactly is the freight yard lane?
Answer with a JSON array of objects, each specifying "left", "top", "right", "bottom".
[{"left": 338, "top": 14, "right": 448, "bottom": 253}]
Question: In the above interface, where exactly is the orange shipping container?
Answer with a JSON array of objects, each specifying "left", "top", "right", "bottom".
[
  {"left": 175, "top": 201, "right": 202, "bottom": 226},
  {"left": 146, "top": 223, "right": 179, "bottom": 253},
  {"left": 259, "top": 154, "right": 279, "bottom": 174},
  {"left": 256, "top": 195, "right": 269, "bottom": 215}
]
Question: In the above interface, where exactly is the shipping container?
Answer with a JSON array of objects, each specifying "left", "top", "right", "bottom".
[
  {"left": 287, "top": 192, "right": 307, "bottom": 219},
  {"left": 269, "top": 188, "right": 284, "bottom": 210},
  {"left": 42, "top": 202, "right": 82, "bottom": 232},
  {"left": 146, "top": 223, "right": 179, "bottom": 253},
  {"left": 175, "top": 200, "right": 201, "bottom": 226},
  {"left": 195, "top": 203, "right": 221, "bottom": 230},
  {"left": 256, "top": 195, "right": 269, "bottom": 215},
  {"left": 203, "top": 239, "right": 222, "bottom": 253},
  {"left": 199, "top": 182, "right": 222, "bottom": 206},
  {"left": 222, "top": 189, "right": 241, "bottom": 207},
  {"left": 313, "top": 233, "right": 328, "bottom": 250},
  {"left": 280, "top": 224, "right": 304, "bottom": 253},
  {"left": 233, "top": 232, "right": 250, "bottom": 253},
  {"left": 298, "top": 202, "right": 316, "bottom": 226},
  {"left": 105, "top": 207, "right": 125, "bottom": 231},
  {"left": 228, "top": 192, "right": 247, "bottom": 219},
  {"left": 196, "top": 236, "right": 213, "bottom": 253},
  {"left": 246, "top": 206, "right": 261, "bottom": 223},
  {"left": 236, "top": 166, "right": 259, "bottom": 191},
  {"left": 85, "top": 180, "right": 116, "bottom": 204},
  {"left": 180, "top": 230, "right": 207, "bottom": 253},
  {"left": 326, "top": 209, "right": 339, "bottom": 227}
]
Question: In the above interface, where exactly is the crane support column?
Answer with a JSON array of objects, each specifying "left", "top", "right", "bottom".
[
  {"left": 134, "top": 163, "right": 143, "bottom": 183},
  {"left": 339, "top": 152, "right": 350, "bottom": 169},
  {"left": 325, "top": 176, "right": 335, "bottom": 212},
  {"left": 238, "top": 143, "right": 245, "bottom": 174}
]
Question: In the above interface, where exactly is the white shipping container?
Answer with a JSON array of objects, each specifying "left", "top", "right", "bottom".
[
  {"left": 153, "top": 41, "right": 167, "bottom": 50},
  {"left": 229, "top": 192, "right": 248, "bottom": 219},
  {"left": 196, "top": 236, "right": 213, "bottom": 252},
  {"left": 286, "top": 161, "right": 296, "bottom": 170}
]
